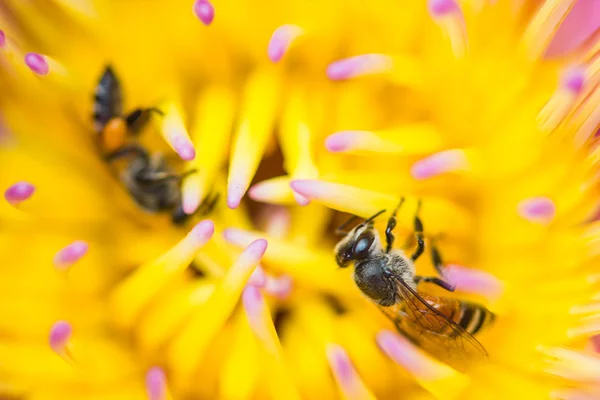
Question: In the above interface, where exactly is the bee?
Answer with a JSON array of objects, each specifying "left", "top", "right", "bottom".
[
  {"left": 334, "top": 199, "right": 495, "bottom": 370},
  {"left": 93, "top": 65, "right": 218, "bottom": 224}
]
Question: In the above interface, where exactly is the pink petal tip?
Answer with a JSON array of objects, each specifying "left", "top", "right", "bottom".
[
  {"left": 326, "top": 54, "right": 392, "bottom": 81},
  {"left": 146, "top": 367, "right": 167, "bottom": 400},
  {"left": 193, "top": 0, "right": 215, "bottom": 25},
  {"left": 244, "top": 238, "right": 268, "bottom": 261},
  {"left": 428, "top": 0, "right": 460, "bottom": 17},
  {"left": 0, "top": 30, "right": 6, "bottom": 48},
  {"left": 53, "top": 241, "right": 89, "bottom": 270},
  {"left": 4, "top": 181, "right": 35, "bottom": 206},
  {"left": 410, "top": 150, "right": 468, "bottom": 180},
  {"left": 267, "top": 24, "right": 303, "bottom": 63},
  {"left": 248, "top": 265, "right": 267, "bottom": 287},
  {"left": 189, "top": 219, "right": 215, "bottom": 242},
  {"left": 242, "top": 284, "right": 264, "bottom": 315},
  {"left": 49, "top": 321, "right": 72, "bottom": 353},
  {"left": 325, "top": 131, "right": 363, "bottom": 152},
  {"left": 517, "top": 196, "right": 556, "bottom": 223},
  {"left": 561, "top": 66, "right": 586, "bottom": 93},
  {"left": 227, "top": 182, "right": 245, "bottom": 209},
  {"left": 173, "top": 136, "right": 196, "bottom": 161},
  {"left": 24, "top": 52, "right": 49, "bottom": 75},
  {"left": 326, "top": 344, "right": 355, "bottom": 387}
]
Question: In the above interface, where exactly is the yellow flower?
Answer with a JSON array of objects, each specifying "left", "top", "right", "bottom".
[{"left": 1, "top": 0, "right": 600, "bottom": 399}]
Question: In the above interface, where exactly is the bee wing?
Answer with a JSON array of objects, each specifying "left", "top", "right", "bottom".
[{"left": 379, "top": 276, "right": 488, "bottom": 371}]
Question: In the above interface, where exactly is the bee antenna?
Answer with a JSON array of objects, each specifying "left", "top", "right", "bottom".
[
  {"left": 146, "top": 107, "right": 164, "bottom": 116},
  {"left": 335, "top": 215, "right": 358, "bottom": 236},
  {"left": 364, "top": 209, "right": 386, "bottom": 224}
]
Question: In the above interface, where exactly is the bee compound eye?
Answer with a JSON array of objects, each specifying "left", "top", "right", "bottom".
[{"left": 352, "top": 237, "right": 372, "bottom": 258}]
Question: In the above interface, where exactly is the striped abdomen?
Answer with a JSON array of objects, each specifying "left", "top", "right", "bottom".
[{"left": 419, "top": 294, "right": 495, "bottom": 336}]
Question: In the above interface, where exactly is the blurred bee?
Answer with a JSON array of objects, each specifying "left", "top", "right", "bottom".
[
  {"left": 93, "top": 65, "right": 163, "bottom": 153},
  {"left": 334, "top": 199, "right": 495, "bottom": 370},
  {"left": 93, "top": 65, "right": 218, "bottom": 224}
]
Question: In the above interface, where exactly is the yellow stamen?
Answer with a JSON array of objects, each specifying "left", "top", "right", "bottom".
[
  {"left": 540, "top": 345, "right": 600, "bottom": 382},
  {"left": 377, "top": 330, "right": 470, "bottom": 399},
  {"left": 159, "top": 101, "right": 196, "bottom": 161},
  {"left": 243, "top": 285, "right": 302, "bottom": 400},
  {"left": 325, "top": 343, "right": 377, "bottom": 400},
  {"left": 219, "top": 311, "right": 260, "bottom": 399},
  {"left": 572, "top": 84, "right": 600, "bottom": 148},
  {"left": 182, "top": 87, "right": 236, "bottom": 214},
  {"left": 137, "top": 281, "right": 216, "bottom": 352},
  {"left": 325, "top": 124, "right": 443, "bottom": 155},
  {"left": 109, "top": 220, "right": 214, "bottom": 330},
  {"left": 223, "top": 227, "right": 357, "bottom": 296},
  {"left": 167, "top": 239, "right": 267, "bottom": 383},
  {"left": 289, "top": 180, "right": 471, "bottom": 237},
  {"left": 521, "top": 0, "right": 577, "bottom": 59},
  {"left": 227, "top": 68, "right": 281, "bottom": 208},
  {"left": 279, "top": 86, "right": 319, "bottom": 205},
  {"left": 249, "top": 176, "right": 297, "bottom": 205}
]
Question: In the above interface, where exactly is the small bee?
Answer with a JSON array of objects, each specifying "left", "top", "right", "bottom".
[
  {"left": 334, "top": 199, "right": 495, "bottom": 370},
  {"left": 93, "top": 65, "right": 218, "bottom": 224},
  {"left": 93, "top": 65, "right": 163, "bottom": 153}
]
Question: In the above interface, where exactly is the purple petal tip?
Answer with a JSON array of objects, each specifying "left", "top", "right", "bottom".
[
  {"left": 4, "top": 181, "right": 35, "bottom": 206},
  {"left": 194, "top": 0, "right": 215, "bottom": 26},
  {"left": 146, "top": 367, "right": 166, "bottom": 400},
  {"left": 25, "top": 52, "right": 49, "bottom": 75}
]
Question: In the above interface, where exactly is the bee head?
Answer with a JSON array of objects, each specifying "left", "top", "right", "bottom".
[{"left": 334, "top": 224, "right": 378, "bottom": 268}]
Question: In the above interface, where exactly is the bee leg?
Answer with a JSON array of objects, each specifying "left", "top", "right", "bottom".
[
  {"left": 105, "top": 144, "right": 150, "bottom": 164},
  {"left": 410, "top": 200, "right": 425, "bottom": 262},
  {"left": 171, "top": 204, "right": 191, "bottom": 225},
  {"left": 430, "top": 240, "right": 447, "bottom": 278},
  {"left": 414, "top": 276, "right": 456, "bottom": 292},
  {"left": 197, "top": 192, "right": 220, "bottom": 216},
  {"left": 125, "top": 107, "right": 163, "bottom": 135},
  {"left": 385, "top": 197, "right": 405, "bottom": 253},
  {"left": 137, "top": 168, "right": 197, "bottom": 184}
]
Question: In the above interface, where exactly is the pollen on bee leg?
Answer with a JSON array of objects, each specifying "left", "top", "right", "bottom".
[
  {"left": 427, "top": 0, "right": 468, "bottom": 58},
  {"left": 53, "top": 240, "right": 89, "bottom": 272},
  {"left": 49, "top": 321, "right": 74, "bottom": 363},
  {"left": 146, "top": 367, "right": 171, "bottom": 400},
  {"left": 268, "top": 24, "right": 304, "bottom": 63},
  {"left": 377, "top": 330, "right": 469, "bottom": 399},
  {"left": 193, "top": 0, "right": 215, "bottom": 26},
  {"left": 539, "top": 345, "right": 600, "bottom": 383},
  {"left": 517, "top": 196, "right": 556, "bottom": 224},
  {"left": 410, "top": 149, "right": 470, "bottom": 180},
  {"left": 325, "top": 343, "right": 376, "bottom": 400},
  {"left": 243, "top": 285, "right": 302, "bottom": 400},
  {"left": 4, "top": 181, "right": 35, "bottom": 207},
  {"left": 327, "top": 54, "right": 393, "bottom": 81}
]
